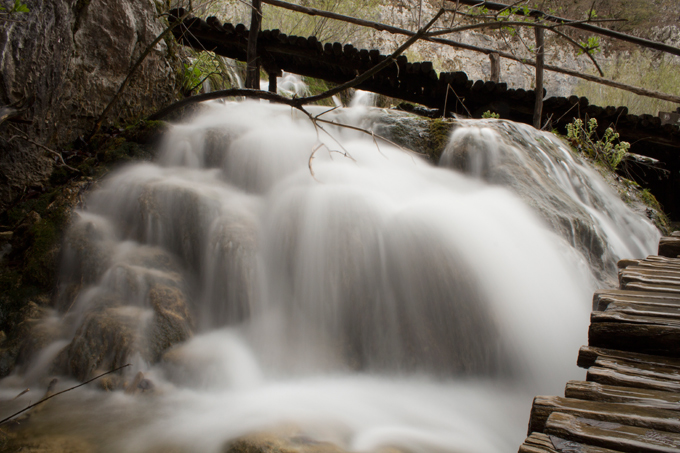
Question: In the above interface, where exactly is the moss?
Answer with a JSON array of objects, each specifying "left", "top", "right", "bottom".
[
  {"left": 640, "top": 188, "right": 671, "bottom": 234},
  {"left": 0, "top": 116, "right": 168, "bottom": 377},
  {"left": 426, "top": 118, "right": 454, "bottom": 162}
]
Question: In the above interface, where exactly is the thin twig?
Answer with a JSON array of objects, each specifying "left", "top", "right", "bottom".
[
  {"left": 0, "top": 364, "right": 131, "bottom": 426},
  {"left": 446, "top": 85, "right": 472, "bottom": 117},
  {"left": 8, "top": 125, "right": 80, "bottom": 173},
  {"left": 548, "top": 27, "right": 603, "bottom": 76}
]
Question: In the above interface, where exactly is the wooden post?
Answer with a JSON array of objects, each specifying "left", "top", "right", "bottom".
[
  {"left": 489, "top": 52, "right": 500, "bottom": 83},
  {"left": 245, "top": 0, "right": 262, "bottom": 89},
  {"left": 533, "top": 27, "right": 545, "bottom": 129},
  {"left": 267, "top": 70, "right": 281, "bottom": 93}
]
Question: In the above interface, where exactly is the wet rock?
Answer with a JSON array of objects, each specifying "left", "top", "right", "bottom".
[
  {"left": 224, "top": 431, "right": 349, "bottom": 453},
  {"left": 63, "top": 304, "right": 149, "bottom": 381},
  {"left": 124, "top": 371, "right": 155, "bottom": 395},
  {"left": 0, "top": 0, "right": 180, "bottom": 212},
  {"left": 147, "top": 285, "right": 193, "bottom": 362}
]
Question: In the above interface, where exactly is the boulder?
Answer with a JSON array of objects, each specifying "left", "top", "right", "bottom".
[
  {"left": 0, "top": 0, "right": 180, "bottom": 211},
  {"left": 147, "top": 285, "right": 193, "bottom": 362}
]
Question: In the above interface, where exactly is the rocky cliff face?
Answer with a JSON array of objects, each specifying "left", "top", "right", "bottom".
[{"left": 0, "top": 0, "right": 179, "bottom": 212}]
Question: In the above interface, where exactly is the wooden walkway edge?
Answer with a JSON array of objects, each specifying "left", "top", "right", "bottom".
[{"left": 518, "top": 232, "right": 680, "bottom": 453}]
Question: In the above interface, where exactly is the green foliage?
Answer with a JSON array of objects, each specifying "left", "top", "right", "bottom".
[
  {"left": 181, "top": 52, "right": 222, "bottom": 95},
  {"left": 578, "top": 36, "right": 601, "bottom": 55},
  {"left": 482, "top": 110, "right": 500, "bottom": 119},
  {"left": 0, "top": 0, "right": 30, "bottom": 13},
  {"left": 565, "top": 118, "right": 629, "bottom": 170}
]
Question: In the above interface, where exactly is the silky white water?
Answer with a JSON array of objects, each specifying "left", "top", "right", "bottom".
[{"left": 0, "top": 100, "right": 660, "bottom": 452}]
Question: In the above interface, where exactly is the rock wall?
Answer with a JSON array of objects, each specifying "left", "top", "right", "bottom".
[{"left": 0, "top": 0, "right": 180, "bottom": 212}]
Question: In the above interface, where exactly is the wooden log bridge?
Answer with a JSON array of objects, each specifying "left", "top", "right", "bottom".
[
  {"left": 167, "top": 9, "right": 680, "bottom": 147},
  {"left": 519, "top": 232, "right": 680, "bottom": 453},
  {"left": 167, "top": 10, "right": 680, "bottom": 220}
]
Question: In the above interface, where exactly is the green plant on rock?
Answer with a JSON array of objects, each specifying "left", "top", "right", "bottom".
[
  {"left": 565, "top": 117, "right": 630, "bottom": 171},
  {"left": 482, "top": 110, "right": 500, "bottom": 119},
  {"left": 0, "top": 0, "right": 29, "bottom": 14}
]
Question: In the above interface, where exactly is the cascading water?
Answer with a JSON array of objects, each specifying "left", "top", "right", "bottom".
[{"left": 0, "top": 100, "right": 659, "bottom": 452}]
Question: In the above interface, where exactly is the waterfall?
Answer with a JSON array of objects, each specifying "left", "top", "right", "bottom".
[{"left": 0, "top": 101, "right": 659, "bottom": 452}]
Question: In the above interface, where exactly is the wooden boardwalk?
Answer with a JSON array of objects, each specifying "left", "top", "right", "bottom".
[{"left": 519, "top": 233, "right": 680, "bottom": 453}]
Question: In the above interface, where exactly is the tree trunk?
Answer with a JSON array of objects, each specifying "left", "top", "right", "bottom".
[
  {"left": 533, "top": 27, "right": 544, "bottom": 129},
  {"left": 489, "top": 52, "right": 500, "bottom": 83},
  {"left": 246, "top": 0, "right": 262, "bottom": 89}
]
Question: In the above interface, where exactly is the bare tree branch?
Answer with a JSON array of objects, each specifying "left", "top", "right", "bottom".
[{"left": 0, "top": 364, "right": 130, "bottom": 426}]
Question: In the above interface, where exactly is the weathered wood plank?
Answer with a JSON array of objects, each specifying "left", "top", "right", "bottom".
[
  {"left": 625, "top": 261, "right": 680, "bottom": 272},
  {"left": 577, "top": 346, "right": 680, "bottom": 370},
  {"left": 593, "top": 290, "right": 680, "bottom": 311},
  {"left": 605, "top": 301, "right": 680, "bottom": 321},
  {"left": 645, "top": 255, "right": 680, "bottom": 264},
  {"left": 594, "top": 357, "right": 680, "bottom": 382},
  {"left": 565, "top": 380, "right": 680, "bottom": 411},
  {"left": 518, "top": 432, "right": 623, "bottom": 453},
  {"left": 624, "top": 282, "right": 680, "bottom": 294},
  {"left": 589, "top": 321, "right": 680, "bottom": 356},
  {"left": 544, "top": 412, "right": 680, "bottom": 453},
  {"left": 620, "top": 267, "right": 680, "bottom": 281},
  {"left": 528, "top": 396, "right": 680, "bottom": 434},
  {"left": 591, "top": 311, "right": 680, "bottom": 327},
  {"left": 519, "top": 445, "right": 555, "bottom": 453},
  {"left": 620, "top": 270, "right": 680, "bottom": 291},
  {"left": 659, "top": 237, "right": 680, "bottom": 258},
  {"left": 550, "top": 435, "right": 626, "bottom": 453},
  {"left": 523, "top": 432, "right": 557, "bottom": 451},
  {"left": 587, "top": 366, "right": 680, "bottom": 393}
]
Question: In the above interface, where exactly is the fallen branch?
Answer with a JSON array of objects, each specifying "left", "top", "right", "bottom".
[
  {"left": 8, "top": 125, "right": 79, "bottom": 173},
  {"left": 0, "top": 364, "right": 130, "bottom": 426}
]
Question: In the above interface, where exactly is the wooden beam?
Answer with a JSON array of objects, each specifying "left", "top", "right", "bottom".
[
  {"left": 528, "top": 395, "right": 680, "bottom": 435},
  {"left": 544, "top": 412, "right": 680, "bottom": 453},
  {"left": 565, "top": 380, "right": 680, "bottom": 411},
  {"left": 587, "top": 366, "right": 680, "bottom": 393},
  {"left": 578, "top": 345, "right": 680, "bottom": 370}
]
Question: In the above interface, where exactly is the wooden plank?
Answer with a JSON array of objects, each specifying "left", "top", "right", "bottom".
[
  {"left": 593, "top": 290, "right": 680, "bottom": 311},
  {"left": 523, "top": 432, "right": 557, "bottom": 452},
  {"left": 577, "top": 346, "right": 680, "bottom": 370},
  {"left": 591, "top": 311, "right": 680, "bottom": 327},
  {"left": 519, "top": 445, "right": 555, "bottom": 453},
  {"left": 620, "top": 267, "right": 680, "bottom": 282},
  {"left": 620, "top": 271, "right": 680, "bottom": 291},
  {"left": 589, "top": 321, "right": 680, "bottom": 356},
  {"left": 528, "top": 396, "right": 680, "bottom": 434},
  {"left": 624, "top": 282, "right": 680, "bottom": 294},
  {"left": 587, "top": 366, "right": 680, "bottom": 393},
  {"left": 565, "top": 380, "right": 680, "bottom": 411},
  {"left": 545, "top": 412, "right": 680, "bottom": 453},
  {"left": 594, "top": 357, "right": 680, "bottom": 383},
  {"left": 605, "top": 302, "right": 680, "bottom": 321},
  {"left": 519, "top": 432, "right": 624, "bottom": 453},
  {"left": 659, "top": 237, "right": 680, "bottom": 258},
  {"left": 550, "top": 435, "right": 626, "bottom": 453},
  {"left": 626, "top": 261, "right": 680, "bottom": 272}
]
